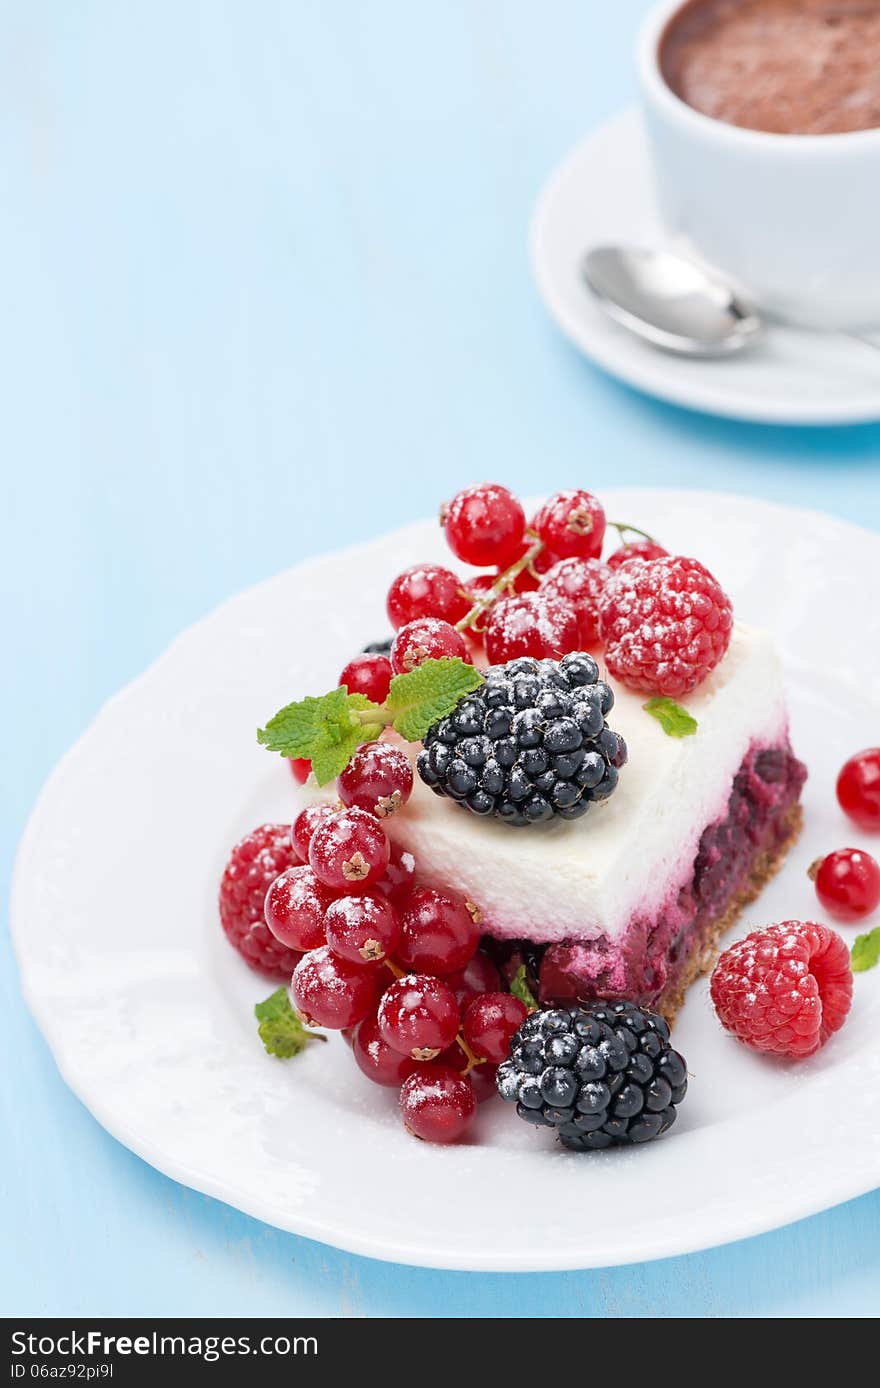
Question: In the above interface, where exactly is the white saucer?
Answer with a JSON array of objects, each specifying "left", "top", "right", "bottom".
[
  {"left": 531, "top": 109, "right": 880, "bottom": 426},
  {"left": 11, "top": 490, "right": 880, "bottom": 1271}
]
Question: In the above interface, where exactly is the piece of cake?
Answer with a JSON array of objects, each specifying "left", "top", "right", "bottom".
[
  {"left": 245, "top": 482, "right": 824, "bottom": 1149},
  {"left": 389, "top": 623, "right": 805, "bottom": 1017}
]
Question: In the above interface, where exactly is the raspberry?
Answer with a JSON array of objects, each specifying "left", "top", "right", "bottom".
[
  {"left": 540, "top": 557, "right": 611, "bottom": 646},
  {"left": 530, "top": 490, "right": 606, "bottom": 561},
  {"left": 710, "top": 922, "right": 853, "bottom": 1058},
  {"left": 219, "top": 824, "right": 303, "bottom": 976},
  {"left": 607, "top": 539, "right": 669, "bottom": 570},
  {"left": 599, "top": 555, "right": 733, "bottom": 697},
  {"left": 484, "top": 593, "right": 579, "bottom": 664}
]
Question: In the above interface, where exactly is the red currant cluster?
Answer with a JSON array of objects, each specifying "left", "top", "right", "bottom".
[
  {"left": 385, "top": 483, "right": 629, "bottom": 672},
  {"left": 380, "top": 482, "right": 733, "bottom": 698},
  {"left": 262, "top": 743, "right": 529, "bottom": 1143}
]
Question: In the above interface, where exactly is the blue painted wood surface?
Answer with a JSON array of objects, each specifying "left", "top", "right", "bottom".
[{"left": 3, "top": 0, "right": 878, "bottom": 1315}]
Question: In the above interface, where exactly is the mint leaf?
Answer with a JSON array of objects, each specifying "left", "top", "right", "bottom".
[
  {"left": 309, "top": 692, "right": 383, "bottom": 785},
  {"left": 509, "top": 964, "right": 538, "bottom": 1012},
  {"left": 258, "top": 687, "right": 384, "bottom": 785},
  {"left": 852, "top": 925, "right": 880, "bottom": 973},
  {"left": 254, "top": 988, "right": 326, "bottom": 1058},
  {"left": 257, "top": 690, "right": 340, "bottom": 759},
  {"left": 385, "top": 658, "right": 484, "bottom": 742},
  {"left": 643, "top": 696, "right": 698, "bottom": 738}
]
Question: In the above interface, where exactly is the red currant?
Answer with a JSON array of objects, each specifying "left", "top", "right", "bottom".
[
  {"left": 338, "top": 653, "right": 392, "bottom": 704},
  {"left": 390, "top": 618, "right": 471, "bottom": 675},
  {"left": 531, "top": 490, "right": 606, "bottom": 560},
  {"left": 399, "top": 1066, "right": 476, "bottom": 1143},
  {"left": 291, "top": 804, "right": 336, "bottom": 864},
  {"left": 607, "top": 539, "right": 669, "bottom": 569},
  {"left": 264, "top": 866, "right": 335, "bottom": 952},
  {"left": 288, "top": 758, "right": 312, "bottom": 785},
  {"left": 291, "top": 946, "right": 379, "bottom": 1028},
  {"left": 351, "top": 1012, "right": 427, "bottom": 1087},
  {"left": 441, "top": 483, "right": 525, "bottom": 568},
  {"left": 462, "top": 991, "right": 529, "bottom": 1063},
  {"left": 837, "top": 749, "right": 880, "bottom": 831},
  {"left": 436, "top": 1045, "right": 499, "bottom": 1103},
  {"left": 466, "top": 571, "right": 498, "bottom": 601},
  {"left": 323, "top": 892, "right": 401, "bottom": 963},
  {"left": 811, "top": 847, "right": 880, "bottom": 921},
  {"left": 540, "top": 557, "right": 611, "bottom": 646},
  {"left": 308, "top": 807, "right": 390, "bottom": 893},
  {"left": 373, "top": 840, "right": 417, "bottom": 901},
  {"left": 445, "top": 950, "right": 501, "bottom": 1009},
  {"left": 483, "top": 593, "right": 579, "bottom": 664},
  {"left": 337, "top": 743, "right": 413, "bottom": 820},
  {"left": 386, "top": 564, "right": 470, "bottom": 630},
  {"left": 397, "top": 886, "right": 480, "bottom": 974},
  {"left": 378, "top": 974, "right": 460, "bottom": 1060}
]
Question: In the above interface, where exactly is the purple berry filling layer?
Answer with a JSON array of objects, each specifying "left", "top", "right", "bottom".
[{"left": 486, "top": 740, "right": 807, "bottom": 1011}]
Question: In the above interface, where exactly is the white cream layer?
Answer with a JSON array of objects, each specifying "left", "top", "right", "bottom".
[{"left": 388, "top": 625, "right": 787, "bottom": 945}]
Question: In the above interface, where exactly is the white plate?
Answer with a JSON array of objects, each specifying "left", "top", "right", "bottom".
[
  {"left": 531, "top": 110, "right": 880, "bottom": 426},
  {"left": 11, "top": 490, "right": 880, "bottom": 1271}
]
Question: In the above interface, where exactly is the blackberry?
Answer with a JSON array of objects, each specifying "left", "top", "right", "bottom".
[
  {"left": 496, "top": 1000, "right": 687, "bottom": 1149},
  {"left": 417, "top": 653, "right": 626, "bottom": 826}
]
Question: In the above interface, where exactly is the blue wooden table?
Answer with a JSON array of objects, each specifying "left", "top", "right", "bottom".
[{"left": 3, "top": 0, "right": 879, "bottom": 1317}]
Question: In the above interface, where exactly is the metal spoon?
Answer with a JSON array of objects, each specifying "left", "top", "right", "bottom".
[{"left": 582, "top": 244, "right": 879, "bottom": 358}]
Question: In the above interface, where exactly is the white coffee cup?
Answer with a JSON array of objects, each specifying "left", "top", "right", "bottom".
[{"left": 637, "top": 0, "right": 880, "bottom": 329}]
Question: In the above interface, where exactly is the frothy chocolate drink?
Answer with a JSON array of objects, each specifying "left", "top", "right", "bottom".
[{"left": 660, "top": 0, "right": 880, "bottom": 134}]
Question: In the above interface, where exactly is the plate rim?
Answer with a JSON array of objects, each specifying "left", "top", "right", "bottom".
[
  {"left": 11, "top": 488, "right": 880, "bottom": 1272},
  {"left": 530, "top": 108, "right": 880, "bottom": 428}
]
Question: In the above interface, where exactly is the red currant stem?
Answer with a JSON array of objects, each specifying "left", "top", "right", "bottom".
[
  {"left": 454, "top": 535, "right": 545, "bottom": 632},
  {"left": 384, "top": 959, "right": 405, "bottom": 980},
  {"left": 455, "top": 1033, "right": 484, "bottom": 1073},
  {"left": 609, "top": 520, "right": 659, "bottom": 546}
]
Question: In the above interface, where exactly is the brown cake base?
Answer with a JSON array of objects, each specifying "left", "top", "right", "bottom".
[{"left": 656, "top": 802, "right": 804, "bottom": 1022}]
